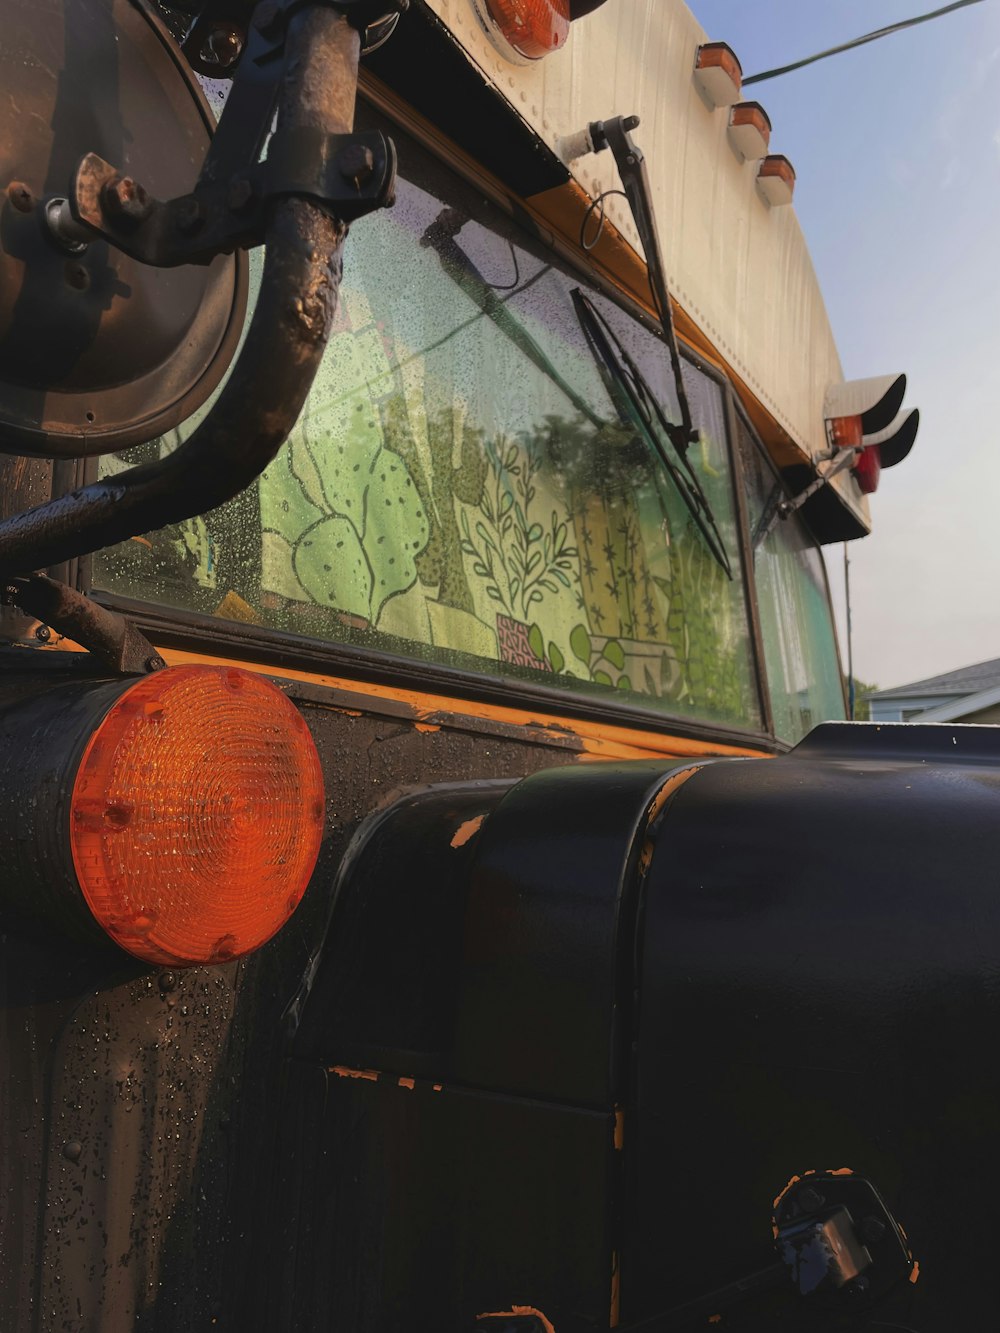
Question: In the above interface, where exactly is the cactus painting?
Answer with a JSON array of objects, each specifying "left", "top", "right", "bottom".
[{"left": 260, "top": 323, "right": 430, "bottom": 628}]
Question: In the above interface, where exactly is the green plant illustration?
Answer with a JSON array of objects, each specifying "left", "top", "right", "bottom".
[
  {"left": 286, "top": 386, "right": 430, "bottom": 626},
  {"left": 459, "top": 434, "right": 578, "bottom": 621},
  {"left": 526, "top": 623, "right": 567, "bottom": 675},
  {"left": 568, "top": 623, "right": 639, "bottom": 693}
]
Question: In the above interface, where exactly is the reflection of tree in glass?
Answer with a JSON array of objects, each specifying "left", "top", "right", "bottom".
[
  {"left": 459, "top": 434, "right": 577, "bottom": 622},
  {"left": 540, "top": 411, "right": 747, "bottom": 715},
  {"left": 382, "top": 398, "right": 487, "bottom": 615},
  {"left": 542, "top": 412, "right": 665, "bottom": 643},
  {"left": 654, "top": 523, "right": 745, "bottom": 716}
]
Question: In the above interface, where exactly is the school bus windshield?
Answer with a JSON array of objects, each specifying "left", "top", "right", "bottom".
[{"left": 93, "top": 103, "right": 843, "bottom": 744}]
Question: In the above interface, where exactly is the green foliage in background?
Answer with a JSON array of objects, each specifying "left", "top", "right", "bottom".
[{"left": 850, "top": 677, "right": 878, "bottom": 721}]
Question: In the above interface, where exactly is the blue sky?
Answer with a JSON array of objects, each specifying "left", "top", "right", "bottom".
[{"left": 686, "top": 0, "right": 999, "bottom": 689}]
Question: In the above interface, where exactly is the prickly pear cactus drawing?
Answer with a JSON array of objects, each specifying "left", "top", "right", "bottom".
[
  {"left": 262, "top": 324, "right": 430, "bottom": 627},
  {"left": 291, "top": 407, "right": 429, "bottom": 624}
]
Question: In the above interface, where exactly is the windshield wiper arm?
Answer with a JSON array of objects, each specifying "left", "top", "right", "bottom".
[
  {"left": 590, "top": 116, "right": 698, "bottom": 456},
  {"left": 572, "top": 289, "right": 732, "bottom": 579}
]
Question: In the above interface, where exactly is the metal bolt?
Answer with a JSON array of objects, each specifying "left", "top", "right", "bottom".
[
  {"left": 227, "top": 178, "right": 254, "bottom": 212},
  {"left": 158, "top": 970, "right": 178, "bottom": 993},
  {"left": 64, "top": 261, "right": 90, "bottom": 291},
  {"left": 338, "top": 143, "right": 375, "bottom": 190},
  {"left": 34, "top": 624, "right": 51, "bottom": 642},
  {"left": 6, "top": 180, "right": 33, "bottom": 213},
  {"left": 62, "top": 1140, "right": 83, "bottom": 1162},
  {"left": 200, "top": 26, "right": 244, "bottom": 70},
  {"left": 146, "top": 654, "right": 166, "bottom": 672},
  {"left": 102, "top": 175, "right": 153, "bottom": 224},
  {"left": 174, "top": 196, "right": 206, "bottom": 236},
  {"left": 45, "top": 198, "right": 89, "bottom": 254}
]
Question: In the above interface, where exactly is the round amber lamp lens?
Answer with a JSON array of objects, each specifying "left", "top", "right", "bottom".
[
  {"left": 69, "top": 666, "right": 325, "bottom": 966},
  {"left": 485, "top": 0, "right": 571, "bottom": 59}
]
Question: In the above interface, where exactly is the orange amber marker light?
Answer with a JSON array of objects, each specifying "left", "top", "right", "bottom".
[
  {"left": 69, "top": 666, "right": 324, "bottom": 967},
  {"left": 481, "top": 0, "right": 570, "bottom": 59},
  {"left": 829, "top": 414, "right": 863, "bottom": 449}
]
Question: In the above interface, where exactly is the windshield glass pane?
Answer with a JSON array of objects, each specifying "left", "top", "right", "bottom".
[
  {"left": 737, "top": 414, "right": 845, "bottom": 741},
  {"left": 93, "top": 104, "right": 761, "bottom": 733}
]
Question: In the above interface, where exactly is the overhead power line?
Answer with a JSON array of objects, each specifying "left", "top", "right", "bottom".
[{"left": 743, "top": 0, "right": 987, "bottom": 86}]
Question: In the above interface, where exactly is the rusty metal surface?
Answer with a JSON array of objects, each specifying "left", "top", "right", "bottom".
[
  {"left": 0, "top": 0, "right": 247, "bottom": 457},
  {"left": 9, "top": 574, "right": 163, "bottom": 674},
  {"left": 68, "top": 126, "right": 394, "bottom": 266},
  {"left": 67, "top": 0, "right": 399, "bottom": 272},
  {"left": 0, "top": 456, "right": 54, "bottom": 643},
  {"left": 0, "top": 5, "right": 361, "bottom": 579}
]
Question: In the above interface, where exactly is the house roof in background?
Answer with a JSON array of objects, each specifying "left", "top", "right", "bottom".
[
  {"left": 918, "top": 684, "right": 1000, "bottom": 723},
  {"left": 870, "top": 656, "right": 1000, "bottom": 700}
]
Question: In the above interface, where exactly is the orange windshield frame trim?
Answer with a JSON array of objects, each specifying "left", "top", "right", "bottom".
[{"left": 149, "top": 646, "right": 770, "bottom": 761}]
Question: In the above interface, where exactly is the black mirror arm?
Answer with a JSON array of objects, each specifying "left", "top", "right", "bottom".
[{"left": 0, "top": 3, "right": 387, "bottom": 579}]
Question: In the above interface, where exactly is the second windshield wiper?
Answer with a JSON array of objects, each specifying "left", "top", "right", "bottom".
[{"left": 572, "top": 288, "right": 732, "bottom": 579}]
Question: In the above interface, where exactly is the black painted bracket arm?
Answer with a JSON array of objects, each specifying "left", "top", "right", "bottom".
[
  {"left": 0, "top": 2, "right": 393, "bottom": 579},
  {"left": 4, "top": 574, "right": 165, "bottom": 674}
]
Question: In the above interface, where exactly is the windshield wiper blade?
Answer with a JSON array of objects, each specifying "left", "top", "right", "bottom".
[
  {"left": 572, "top": 289, "right": 733, "bottom": 579},
  {"left": 421, "top": 207, "right": 602, "bottom": 428}
]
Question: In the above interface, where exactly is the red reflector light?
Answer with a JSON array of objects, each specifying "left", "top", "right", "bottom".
[
  {"left": 479, "top": 0, "right": 570, "bottom": 59},
  {"left": 853, "top": 444, "right": 881, "bottom": 494},
  {"left": 69, "top": 666, "right": 324, "bottom": 967}
]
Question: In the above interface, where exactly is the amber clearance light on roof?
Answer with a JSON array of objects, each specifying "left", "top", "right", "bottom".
[
  {"left": 827, "top": 415, "right": 863, "bottom": 450},
  {"left": 66, "top": 666, "right": 324, "bottom": 967},
  {"left": 694, "top": 42, "right": 743, "bottom": 108},
  {"left": 757, "top": 154, "right": 796, "bottom": 206},
  {"left": 728, "top": 102, "right": 771, "bottom": 161}
]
